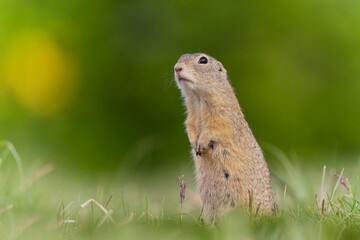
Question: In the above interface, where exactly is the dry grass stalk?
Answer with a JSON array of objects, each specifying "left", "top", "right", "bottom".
[{"left": 178, "top": 175, "right": 186, "bottom": 209}]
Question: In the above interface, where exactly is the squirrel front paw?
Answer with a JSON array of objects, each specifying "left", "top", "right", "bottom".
[{"left": 195, "top": 140, "right": 216, "bottom": 156}]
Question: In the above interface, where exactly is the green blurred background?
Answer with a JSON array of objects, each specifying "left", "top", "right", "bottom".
[{"left": 0, "top": 0, "right": 359, "bottom": 174}]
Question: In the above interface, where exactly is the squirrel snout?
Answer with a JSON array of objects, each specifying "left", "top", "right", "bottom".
[{"left": 174, "top": 65, "right": 183, "bottom": 73}]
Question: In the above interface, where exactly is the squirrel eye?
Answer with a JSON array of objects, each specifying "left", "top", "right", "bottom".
[{"left": 198, "top": 56, "right": 208, "bottom": 64}]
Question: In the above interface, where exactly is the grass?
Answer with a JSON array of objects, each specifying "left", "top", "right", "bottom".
[{"left": 1, "top": 142, "right": 360, "bottom": 239}]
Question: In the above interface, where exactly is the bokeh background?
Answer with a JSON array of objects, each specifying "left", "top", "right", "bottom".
[{"left": 1, "top": 0, "right": 360, "bottom": 175}]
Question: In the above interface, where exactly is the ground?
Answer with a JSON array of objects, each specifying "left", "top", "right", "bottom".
[{"left": 1, "top": 142, "right": 360, "bottom": 240}]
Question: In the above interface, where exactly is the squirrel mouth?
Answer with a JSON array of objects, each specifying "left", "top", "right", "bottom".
[{"left": 178, "top": 77, "right": 194, "bottom": 84}]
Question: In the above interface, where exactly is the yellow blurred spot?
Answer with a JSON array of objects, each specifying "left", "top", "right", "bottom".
[{"left": 2, "top": 32, "right": 77, "bottom": 117}]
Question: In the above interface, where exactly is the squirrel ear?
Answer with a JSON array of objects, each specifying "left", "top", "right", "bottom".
[{"left": 218, "top": 62, "right": 225, "bottom": 72}]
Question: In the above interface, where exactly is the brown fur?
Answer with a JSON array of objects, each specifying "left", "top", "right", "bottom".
[{"left": 174, "top": 53, "right": 275, "bottom": 222}]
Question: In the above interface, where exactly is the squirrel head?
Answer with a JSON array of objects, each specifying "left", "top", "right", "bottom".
[{"left": 174, "top": 53, "right": 228, "bottom": 97}]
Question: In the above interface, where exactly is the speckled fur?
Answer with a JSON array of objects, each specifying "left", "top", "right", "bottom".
[{"left": 174, "top": 53, "right": 275, "bottom": 222}]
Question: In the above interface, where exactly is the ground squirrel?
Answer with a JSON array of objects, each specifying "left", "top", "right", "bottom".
[{"left": 174, "top": 53, "right": 276, "bottom": 222}]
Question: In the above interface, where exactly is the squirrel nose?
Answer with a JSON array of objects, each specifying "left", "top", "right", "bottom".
[{"left": 175, "top": 65, "right": 183, "bottom": 73}]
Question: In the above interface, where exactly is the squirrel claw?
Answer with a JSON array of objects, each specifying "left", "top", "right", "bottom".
[
  {"left": 195, "top": 140, "right": 216, "bottom": 156},
  {"left": 208, "top": 140, "right": 215, "bottom": 149},
  {"left": 195, "top": 145, "right": 206, "bottom": 156}
]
